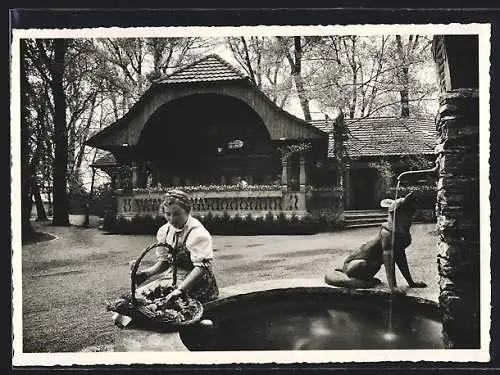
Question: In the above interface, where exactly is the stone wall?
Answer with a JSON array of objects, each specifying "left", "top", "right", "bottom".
[{"left": 435, "top": 89, "right": 480, "bottom": 348}]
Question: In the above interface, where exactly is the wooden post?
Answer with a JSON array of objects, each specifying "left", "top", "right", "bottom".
[
  {"left": 131, "top": 162, "right": 140, "bottom": 188},
  {"left": 281, "top": 158, "right": 288, "bottom": 192},
  {"left": 299, "top": 154, "right": 306, "bottom": 192}
]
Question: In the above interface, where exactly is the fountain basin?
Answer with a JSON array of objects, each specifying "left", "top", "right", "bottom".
[
  {"left": 179, "top": 279, "right": 444, "bottom": 351},
  {"left": 114, "top": 279, "right": 444, "bottom": 352}
]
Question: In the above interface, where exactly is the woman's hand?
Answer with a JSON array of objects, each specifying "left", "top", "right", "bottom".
[
  {"left": 164, "top": 288, "right": 184, "bottom": 303},
  {"left": 129, "top": 260, "right": 137, "bottom": 272}
]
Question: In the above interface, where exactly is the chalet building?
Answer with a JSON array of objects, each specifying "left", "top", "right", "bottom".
[
  {"left": 87, "top": 54, "right": 436, "bottom": 220},
  {"left": 86, "top": 55, "right": 332, "bottom": 220},
  {"left": 311, "top": 116, "right": 436, "bottom": 210}
]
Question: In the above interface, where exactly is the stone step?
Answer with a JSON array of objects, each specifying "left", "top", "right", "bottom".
[
  {"left": 344, "top": 209, "right": 386, "bottom": 214},
  {"left": 344, "top": 217, "right": 387, "bottom": 226},
  {"left": 343, "top": 209, "right": 387, "bottom": 229},
  {"left": 343, "top": 222, "right": 384, "bottom": 229},
  {"left": 344, "top": 211, "right": 387, "bottom": 220}
]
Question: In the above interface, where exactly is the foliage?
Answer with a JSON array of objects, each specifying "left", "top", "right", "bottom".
[
  {"left": 308, "top": 35, "right": 438, "bottom": 119},
  {"left": 119, "top": 184, "right": 282, "bottom": 195},
  {"left": 369, "top": 158, "right": 394, "bottom": 188},
  {"left": 277, "top": 141, "right": 312, "bottom": 162},
  {"left": 226, "top": 36, "right": 293, "bottom": 108}
]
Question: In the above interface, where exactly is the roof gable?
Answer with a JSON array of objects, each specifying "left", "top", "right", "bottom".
[
  {"left": 153, "top": 54, "right": 248, "bottom": 84},
  {"left": 310, "top": 117, "right": 437, "bottom": 158}
]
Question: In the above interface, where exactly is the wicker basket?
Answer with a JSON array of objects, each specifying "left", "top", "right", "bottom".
[{"left": 109, "top": 242, "right": 204, "bottom": 327}]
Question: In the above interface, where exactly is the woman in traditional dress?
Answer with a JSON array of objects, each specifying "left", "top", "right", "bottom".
[{"left": 131, "top": 189, "right": 219, "bottom": 303}]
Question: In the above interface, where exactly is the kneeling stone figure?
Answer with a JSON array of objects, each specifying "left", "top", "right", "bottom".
[{"left": 328, "top": 192, "right": 427, "bottom": 293}]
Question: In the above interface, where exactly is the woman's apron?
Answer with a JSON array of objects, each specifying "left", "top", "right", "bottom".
[{"left": 138, "top": 227, "right": 219, "bottom": 303}]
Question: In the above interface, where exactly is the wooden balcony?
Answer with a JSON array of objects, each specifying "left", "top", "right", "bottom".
[{"left": 113, "top": 186, "right": 315, "bottom": 219}]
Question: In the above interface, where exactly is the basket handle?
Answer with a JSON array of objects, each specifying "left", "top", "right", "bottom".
[{"left": 130, "top": 242, "right": 174, "bottom": 303}]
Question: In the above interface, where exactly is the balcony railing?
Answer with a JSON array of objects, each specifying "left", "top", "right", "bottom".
[{"left": 114, "top": 185, "right": 314, "bottom": 218}]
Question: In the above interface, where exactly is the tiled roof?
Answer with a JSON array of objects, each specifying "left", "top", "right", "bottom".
[
  {"left": 91, "top": 152, "right": 116, "bottom": 168},
  {"left": 154, "top": 54, "right": 247, "bottom": 84},
  {"left": 309, "top": 117, "right": 437, "bottom": 158}
]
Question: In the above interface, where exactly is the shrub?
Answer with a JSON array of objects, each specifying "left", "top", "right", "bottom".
[
  {"left": 263, "top": 211, "right": 275, "bottom": 235},
  {"left": 142, "top": 215, "right": 155, "bottom": 234},
  {"left": 220, "top": 212, "right": 232, "bottom": 235},
  {"left": 102, "top": 212, "right": 116, "bottom": 232},
  {"left": 131, "top": 215, "right": 144, "bottom": 234},
  {"left": 299, "top": 214, "right": 316, "bottom": 234},
  {"left": 254, "top": 215, "right": 265, "bottom": 233},
  {"left": 334, "top": 217, "right": 346, "bottom": 230},
  {"left": 115, "top": 216, "right": 131, "bottom": 234},
  {"left": 232, "top": 214, "right": 244, "bottom": 235},
  {"left": 243, "top": 213, "right": 255, "bottom": 235},
  {"left": 104, "top": 210, "right": 345, "bottom": 235},
  {"left": 276, "top": 212, "right": 288, "bottom": 235},
  {"left": 154, "top": 215, "right": 167, "bottom": 230},
  {"left": 318, "top": 215, "right": 329, "bottom": 232},
  {"left": 288, "top": 214, "right": 301, "bottom": 234},
  {"left": 210, "top": 214, "right": 222, "bottom": 234}
]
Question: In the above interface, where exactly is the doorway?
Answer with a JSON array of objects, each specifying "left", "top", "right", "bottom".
[{"left": 348, "top": 168, "right": 380, "bottom": 210}]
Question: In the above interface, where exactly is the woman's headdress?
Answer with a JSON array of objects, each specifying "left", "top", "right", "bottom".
[{"left": 162, "top": 189, "right": 192, "bottom": 211}]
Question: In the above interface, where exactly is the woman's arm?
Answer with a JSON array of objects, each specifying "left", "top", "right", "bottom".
[
  {"left": 140, "top": 260, "right": 171, "bottom": 278},
  {"left": 177, "top": 266, "right": 204, "bottom": 292}
]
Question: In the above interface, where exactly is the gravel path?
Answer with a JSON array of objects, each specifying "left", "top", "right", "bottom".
[{"left": 19, "top": 221, "right": 438, "bottom": 352}]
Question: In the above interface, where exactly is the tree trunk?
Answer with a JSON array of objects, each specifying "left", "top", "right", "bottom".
[
  {"left": 347, "top": 37, "right": 357, "bottom": 119},
  {"left": 51, "top": 39, "right": 70, "bottom": 226},
  {"left": 32, "top": 179, "right": 48, "bottom": 221},
  {"left": 292, "top": 36, "right": 311, "bottom": 121},
  {"left": 395, "top": 35, "right": 410, "bottom": 117},
  {"left": 294, "top": 74, "right": 312, "bottom": 121},
  {"left": 20, "top": 40, "right": 34, "bottom": 240},
  {"left": 83, "top": 168, "right": 96, "bottom": 227},
  {"left": 279, "top": 36, "right": 312, "bottom": 121},
  {"left": 400, "top": 66, "right": 410, "bottom": 117},
  {"left": 240, "top": 37, "right": 257, "bottom": 86}
]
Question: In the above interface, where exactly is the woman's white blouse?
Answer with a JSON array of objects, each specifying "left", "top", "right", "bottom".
[{"left": 155, "top": 216, "right": 214, "bottom": 268}]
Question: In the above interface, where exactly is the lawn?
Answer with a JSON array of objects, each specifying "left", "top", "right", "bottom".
[{"left": 19, "top": 220, "right": 438, "bottom": 352}]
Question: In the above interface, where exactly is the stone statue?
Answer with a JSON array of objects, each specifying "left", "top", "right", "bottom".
[{"left": 326, "top": 192, "right": 427, "bottom": 293}]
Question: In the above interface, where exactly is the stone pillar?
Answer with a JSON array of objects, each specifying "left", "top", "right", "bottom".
[
  {"left": 281, "top": 158, "right": 288, "bottom": 192},
  {"left": 435, "top": 89, "right": 480, "bottom": 348},
  {"left": 131, "top": 162, "right": 140, "bottom": 188},
  {"left": 299, "top": 154, "right": 306, "bottom": 192},
  {"left": 344, "top": 162, "right": 351, "bottom": 210}
]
